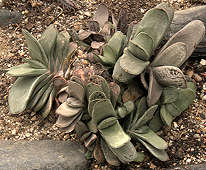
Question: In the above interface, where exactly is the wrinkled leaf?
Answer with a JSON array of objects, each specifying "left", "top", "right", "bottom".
[{"left": 153, "top": 66, "right": 186, "bottom": 88}]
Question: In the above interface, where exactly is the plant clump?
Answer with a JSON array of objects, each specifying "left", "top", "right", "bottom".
[{"left": 7, "top": 2, "right": 205, "bottom": 167}]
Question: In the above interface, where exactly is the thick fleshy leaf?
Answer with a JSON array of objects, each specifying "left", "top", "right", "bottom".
[
  {"left": 153, "top": 66, "right": 186, "bottom": 88},
  {"left": 159, "top": 20, "right": 205, "bottom": 65},
  {"left": 134, "top": 3, "right": 174, "bottom": 50},
  {"left": 117, "top": 9, "right": 128, "bottom": 34},
  {"left": 90, "top": 75, "right": 110, "bottom": 99},
  {"left": 66, "top": 97, "right": 84, "bottom": 108},
  {"left": 120, "top": 50, "right": 150, "bottom": 75},
  {"left": 67, "top": 80, "right": 85, "bottom": 103},
  {"left": 117, "top": 101, "right": 135, "bottom": 118},
  {"left": 93, "top": 141, "right": 105, "bottom": 163},
  {"left": 97, "top": 117, "right": 117, "bottom": 129},
  {"left": 27, "top": 59, "right": 47, "bottom": 69},
  {"left": 98, "top": 118, "right": 130, "bottom": 148},
  {"left": 38, "top": 24, "right": 57, "bottom": 61},
  {"left": 186, "top": 81, "right": 196, "bottom": 92},
  {"left": 174, "top": 88, "right": 195, "bottom": 112},
  {"left": 165, "top": 88, "right": 195, "bottom": 118},
  {"left": 109, "top": 82, "right": 120, "bottom": 107},
  {"left": 131, "top": 97, "right": 147, "bottom": 127},
  {"left": 137, "top": 138, "right": 169, "bottom": 161},
  {"left": 128, "top": 32, "right": 154, "bottom": 61},
  {"left": 149, "top": 111, "right": 163, "bottom": 132},
  {"left": 134, "top": 105, "right": 158, "bottom": 129},
  {"left": 161, "top": 86, "right": 179, "bottom": 104},
  {"left": 8, "top": 75, "right": 47, "bottom": 114},
  {"left": 160, "top": 105, "right": 174, "bottom": 126},
  {"left": 112, "top": 58, "right": 136, "bottom": 83},
  {"left": 63, "top": 113, "right": 82, "bottom": 133},
  {"left": 55, "top": 112, "right": 81, "bottom": 128},
  {"left": 88, "top": 20, "right": 100, "bottom": 32},
  {"left": 108, "top": 141, "right": 137, "bottom": 163},
  {"left": 40, "top": 87, "right": 56, "bottom": 118},
  {"left": 88, "top": 99, "right": 104, "bottom": 116},
  {"left": 23, "top": 29, "right": 48, "bottom": 65},
  {"left": 70, "top": 76, "right": 84, "bottom": 87},
  {"left": 131, "top": 127, "right": 168, "bottom": 150},
  {"left": 97, "top": 44, "right": 116, "bottom": 66},
  {"left": 107, "top": 31, "right": 126, "bottom": 58},
  {"left": 29, "top": 73, "right": 53, "bottom": 100},
  {"left": 78, "top": 30, "right": 92, "bottom": 41},
  {"left": 56, "top": 101, "right": 82, "bottom": 117},
  {"left": 151, "top": 42, "right": 187, "bottom": 67},
  {"left": 33, "top": 85, "right": 53, "bottom": 112},
  {"left": 7, "top": 63, "right": 48, "bottom": 77},
  {"left": 91, "top": 99, "right": 117, "bottom": 125},
  {"left": 54, "top": 31, "right": 72, "bottom": 71},
  {"left": 86, "top": 82, "right": 103, "bottom": 99},
  {"left": 93, "top": 4, "right": 109, "bottom": 28},
  {"left": 58, "top": 92, "right": 68, "bottom": 104},
  {"left": 75, "top": 121, "right": 89, "bottom": 139},
  {"left": 147, "top": 70, "right": 163, "bottom": 107},
  {"left": 27, "top": 79, "right": 51, "bottom": 110},
  {"left": 89, "top": 91, "right": 106, "bottom": 102},
  {"left": 101, "top": 139, "right": 121, "bottom": 166}
]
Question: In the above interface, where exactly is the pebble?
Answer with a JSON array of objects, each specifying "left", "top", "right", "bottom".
[
  {"left": 84, "top": 11, "right": 91, "bottom": 17},
  {"left": 186, "top": 158, "right": 191, "bottom": 163},
  {"left": 200, "top": 59, "right": 206, "bottom": 65},
  {"left": 173, "top": 122, "right": 179, "bottom": 128},
  {"left": 193, "top": 73, "right": 202, "bottom": 82}
]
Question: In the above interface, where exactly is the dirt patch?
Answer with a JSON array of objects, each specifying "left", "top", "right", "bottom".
[{"left": 0, "top": 0, "right": 206, "bottom": 169}]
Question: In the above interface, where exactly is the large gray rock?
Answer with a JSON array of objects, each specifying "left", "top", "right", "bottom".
[{"left": 0, "top": 140, "right": 88, "bottom": 170}]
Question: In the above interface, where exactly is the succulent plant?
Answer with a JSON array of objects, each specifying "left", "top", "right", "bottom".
[
  {"left": 124, "top": 96, "right": 169, "bottom": 161},
  {"left": 55, "top": 76, "right": 85, "bottom": 132},
  {"left": 112, "top": 3, "right": 205, "bottom": 107},
  {"left": 77, "top": 4, "right": 129, "bottom": 50},
  {"left": 7, "top": 25, "right": 76, "bottom": 117},
  {"left": 6, "top": 2, "right": 205, "bottom": 167}
]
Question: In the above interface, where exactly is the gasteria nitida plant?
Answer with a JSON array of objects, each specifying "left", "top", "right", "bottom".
[
  {"left": 7, "top": 25, "right": 76, "bottom": 118},
  {"left": 7, "top": 2, "right": 205, "bottom": 167}
]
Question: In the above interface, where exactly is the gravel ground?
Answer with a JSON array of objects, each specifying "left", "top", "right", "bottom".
[{"left": 0, "top": 0, "right": 206, "bottom": 169}]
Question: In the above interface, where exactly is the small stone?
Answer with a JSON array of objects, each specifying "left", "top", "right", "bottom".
[
  {"left": 201, "top": 95, "right": 206, "bottom": 101},
  {"left": 194, "top": 134, "right": 200, "bottom": 138},
  {"left": 84, "top": 11, "right": 91, "bottom": 17},
  {"left": 149, "top": 163, "right": 157, "bottom": 169},
  {"left": 186, "top": 70, "right": 194, "bottom": 78},
  {"left": 173, "top": 122, "right": 178, "bottom": 128},
  {"left": 200, "top": 59, "right": 206, "bottom": 66},
  {"left": 186, "top": 158, "right": 191, "bottom": 163},
  {"left": 193, "top": 73, "right": 202, "bottom": 82},
  {"left": 79, "top": 15, "right": 84, "bottom": 19},
  {"left": 11, "top": 129, "right": 17, "bottom": 135}
]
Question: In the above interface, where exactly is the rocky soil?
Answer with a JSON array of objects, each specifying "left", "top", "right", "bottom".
[{"left": 0, "top": 0, "right": 206, "bottom": 169}]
